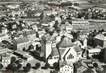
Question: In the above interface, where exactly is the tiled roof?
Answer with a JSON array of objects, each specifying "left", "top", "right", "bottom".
[
  {"left": 58, "top": 37, "right": 73, "bottom": 48},
  {"left": 73, "top": 46, "right": 82, "bottom": 52}
]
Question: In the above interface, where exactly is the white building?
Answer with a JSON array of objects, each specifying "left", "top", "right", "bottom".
[
  {"left": 72, "top": 20, "right": 89, "bottom": 25},
  {"left": 13, "top": 37, "right": 31, "bottom": 51}
]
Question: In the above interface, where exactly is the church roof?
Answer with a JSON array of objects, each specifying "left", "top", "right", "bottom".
[{"left": 58, "top": 36, "right": 73, "bottom": 48}]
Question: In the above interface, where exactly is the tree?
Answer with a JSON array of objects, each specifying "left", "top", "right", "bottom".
[
  {"left": 27, "top": 44, "right": 34, "bottom": 51},
  {"left": 0, "top": 64, "right": 3, "bottom": 69},
  {"left": 23, "top": 63, "right": 31, "bottom": 72},
  {"left": 10, "top": 56, "right": 16, "bottom": 64},
  {"left": 32, "top": 63, "right": 40, "bottom": 69}
]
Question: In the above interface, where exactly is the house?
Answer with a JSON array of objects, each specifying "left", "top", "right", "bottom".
[
  {"left": 31, "top": 24, "right": 38, "bottom": 31},
  {"left": 0, "top": 44, "right": 12, "bottom": 67},
  {"left": 60, "top": 45, "right": 82, "bottom": 64},
  {"left": 45, "top": 41, "right": 52, "bottom": 59},
  {"left": 88, "top": 47, "right": 101, "bottom": 57},
  {"left": 0, "top": 34, "right": 9, "bottom": 42},
  {"left": 2, "top": 55, "right": 11, "bottom": 67},
  {"left": 64, "top": 21, "right": 73, "bottom": 33},
  {"left": 23, "top": 30, "right": 36, "bottom": 41},
  {"left": 92, "top": 7, "right": 106, "bottom": 12},
  {"left": 72, "top": 19, "right": 89, "bottom": 25},
  {"left": 94, "top": 33, "right": 105, "bottom": 47},
  {"left": 74, "top": 60, "right": 88, "bottom": 73},
  {"left": 14, "top": 50, "right": 33, "bottom": 61},
  {"left": 0, "top": 45, "right": 10, "bottom": 55},
  {"left": 72, "top": 19, "right": 89, "bottom": 30},
  {"left": 41, "top": 33, "right": 55, "bottom": 58},
  {"left": 12, "top": 37, "right": 31, "bottom": 51},
  {"left": 1, "top": 28, "right": 8, "bottom": 34},
  {"left": 48, "top": 36, "right": 82, "bottom": 66}
]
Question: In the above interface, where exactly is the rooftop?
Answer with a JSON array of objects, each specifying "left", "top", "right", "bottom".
[
  {"left": 58, "top": 36, "right": 73, "bottom": 48},
  {"left": 25, "top": 30, "right": 36, "bottom": 35},
  {"left": 14, "top": 37, "right": 29, "bottom": 44}
]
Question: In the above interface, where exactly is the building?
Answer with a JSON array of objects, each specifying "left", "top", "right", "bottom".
[
  {"left": 48, "top": 36, "right": 82, "bottom": 66},
  {"left": 31, "top": 24, "right": 38, "bottom": 31},
  {"left": 92, "top": 7, "right": 106, "bottom": 12},
  {"left": 72, "top": 19, "right": 89, "bottom": 30},
  {"left": 0, "top": 34, "right": 9, "bottom": 42},
  {"left": 24, "top": 30, "right": 36, "bottom": 41},
  {"left": 61, "top": 0, "right": 88, "bottom": 4},
  {"left": 66, "top": 46, "right": 82, "bottom": 63},
  {"left": 7, "top": 4, "right": 20, "bottom": 9},
  {"left": 13, "top": 37, "right": 31, "bottom": 50},
  {"left": 88, "top": 47, "right": 101, "bottom": 57},
  {"left": 72, "top": 19, "right": 89, "bottom": 25},
  {"left": 1, "top": 55, "right": 11, "bottom": 68},
  {"left": 0, "top": 0, "right": 20, "bottom": 2},
  {"left": 89, "top": 20, "right": 106, "bottom": 31},
  {"left": 10, "top": 10, "right": 21, "bottom": 17},
  {"left": 94, "top": 33, "right": 104, "bottom": 47},
  {"left": 0, "top": 44, "right": 12, "bottom": 67},
  {"left": 59, "top": 64, "right": 74, "bottom": 73},
  {"left": 0, "top": 46, "right": 9, "bottom": 55}
]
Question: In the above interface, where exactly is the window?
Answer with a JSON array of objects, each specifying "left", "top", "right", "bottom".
[{"left": 67, "top": 53, "right": 74, "bottom": 59}]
